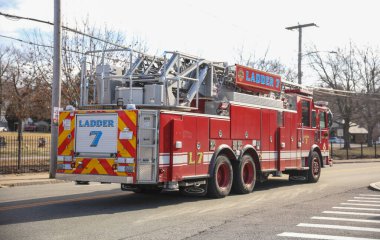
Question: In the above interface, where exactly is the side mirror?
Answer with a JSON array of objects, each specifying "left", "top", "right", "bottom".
[{"left": 327, "top": 110, "right": 333, "bottom": 128}]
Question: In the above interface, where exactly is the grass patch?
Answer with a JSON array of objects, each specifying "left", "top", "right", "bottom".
[
  {"left": 0, "top": 133, "right": 51, "bottom": 158},
  {"left": 331, "top": 146, "right": 379, "bottom": 159}
]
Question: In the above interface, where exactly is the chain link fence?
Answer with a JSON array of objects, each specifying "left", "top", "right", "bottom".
[{"left": 0, "top": 134, "right": 51, "bottom": 174}]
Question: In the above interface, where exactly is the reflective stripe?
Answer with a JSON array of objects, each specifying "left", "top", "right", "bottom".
[{"left": 159, "top": 155, "right": 170, "bottom": 165}]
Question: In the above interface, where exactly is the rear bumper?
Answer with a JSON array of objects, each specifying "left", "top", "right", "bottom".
[{"left": 56, "top": 173, "right": 133, "bottom": 184}]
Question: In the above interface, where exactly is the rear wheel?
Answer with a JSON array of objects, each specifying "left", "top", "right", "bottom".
[
  {"left": 207, "top": 155, "right": 233, "bottom": 198},
  {"left": 232, "top": 154, "right": 256, "bottom": 194},
  {"left": 307, "top": 151, "right": 321, "bottom": 183}
]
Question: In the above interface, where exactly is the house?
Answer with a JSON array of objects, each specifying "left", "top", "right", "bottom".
[
  {"left": 330, "top": 121, "right": 368, "bottom": 143},
  {"left": 349, "top": 124, "right": 368, "bottom": 143},
  {"left": 0, "top": 110, "right": 8, "bottom": 131},
  {"left": 35, "top": 120, "right": 50, "bottom": 132}
]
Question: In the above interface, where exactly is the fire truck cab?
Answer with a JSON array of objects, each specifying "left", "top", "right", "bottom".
[{"left": 56, "top": 49, "right": 332, "bottom": 198}]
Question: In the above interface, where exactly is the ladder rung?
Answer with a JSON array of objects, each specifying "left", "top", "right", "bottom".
[
  {"left": 139, "top": 144, "right": 156, "bottom": 148},
  {"left": 139, "top": 127, "right": 156, "bottom": 130}
]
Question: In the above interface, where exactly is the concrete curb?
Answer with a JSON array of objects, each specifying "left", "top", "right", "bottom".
[
  {"left": 369, "top": 182, "right": 380, "bottom": 191},
  {"left": 0, "top": 179, "right": 66, "bottom": 188}
]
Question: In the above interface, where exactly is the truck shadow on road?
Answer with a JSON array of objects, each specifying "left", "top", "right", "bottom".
[{"left": 0, "top": 178, "right": 302, "bottom": 225}]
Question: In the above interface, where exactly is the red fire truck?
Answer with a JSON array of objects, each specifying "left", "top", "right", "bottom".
[{"left": 56, "top": 49, "right": 332, "bottom": 198}]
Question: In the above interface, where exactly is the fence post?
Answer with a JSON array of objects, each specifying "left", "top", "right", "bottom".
[
  {"left": 346, "top": 146, "right": 349, "bottom": 160},
  {"left": 360, "top": 142, "right": 363, "bottom": 159},
  {"left": 375, "top": 142, "right": 377, "bottom": 158},
  {"left": 17, "top": 122, "right": 22, "bottom": 173}
]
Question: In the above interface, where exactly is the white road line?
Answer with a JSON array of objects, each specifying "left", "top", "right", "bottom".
[
  {"left": 297, "top": 223, "right": 380, "bottom": 232},
  {"left": 360, "top": 194, "right": 380, "bottom": 197},
  {"left": 355, "top": 197, "right": 380, "bottom": 200},
  {"left": 341, "top": 203, "right": 380, "bottom": 207},
  {"left": 348, "top": 200, "right": 380, "bottom": 203},
  {"left": 323, "top": 211, "right": 380, "bottom": 216},
  {"left": 333, "top": 206, "right": 380, "bottom": 211},
  {"left": 278, "top": 232, "right": 380, "bottom": 240},
  {"left": 311, "top": 216, "right": 380, "bottom": 224}
]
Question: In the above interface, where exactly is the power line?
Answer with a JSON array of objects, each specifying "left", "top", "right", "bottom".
[
  {"left": 0, "top": 11, "right": 130, "bottom": 51},
  {"left": 0, "top": 34, "right": 129, "bottom": 63},
  {"left": 0, "top": 34, "right": 83, "bottom": 54}
]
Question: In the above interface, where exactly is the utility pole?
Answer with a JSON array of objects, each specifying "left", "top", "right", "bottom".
[
  {"left": 285, "top": 23, "right": 318, "bottom": 85},
  {"left": 50, "top": 0, "right": 61, "bottom": 178}
]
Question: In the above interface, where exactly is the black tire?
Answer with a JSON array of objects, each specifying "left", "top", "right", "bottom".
[
  {"left": 232, "top": 154, "right": 256, "bottom": 194},
  {"left": 307, "top": 151, "right": 321, "bottom": 183},
  {"left": 207, "top": 154, "right": 233, "bottom": 198}
]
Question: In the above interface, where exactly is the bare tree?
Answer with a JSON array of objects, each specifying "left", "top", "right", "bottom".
[
  {"left": 308, "top": 44, "right": 360, "bottom": 149},
  {"left": 3, "top": 47, "right": 50, "bottom": 134},
  {"left": 355, "top": 46, "right": 380, "bottom": 146},
  {"left": 0, "top": 46, "right": 11, "bottom": 116},
  {"left": 236, "top": 46, "right": 297, "bottom": 82},
  {"left": 27, "top": 18, "right": 147, "bottom": 107}
]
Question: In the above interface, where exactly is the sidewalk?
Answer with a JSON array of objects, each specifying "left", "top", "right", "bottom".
[
  {"left": 0, "top": 172, "right": 65, "bottom": 188},
  {"left": 369, "top": 182, "right": 380, "bottom": 191},
  {"left": 0, "top": 159, "right": 379, "bottom": 189}
]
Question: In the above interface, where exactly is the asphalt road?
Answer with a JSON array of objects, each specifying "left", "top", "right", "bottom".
[{"left": 0, "top": 162, "right": 379, "bottom": 240}]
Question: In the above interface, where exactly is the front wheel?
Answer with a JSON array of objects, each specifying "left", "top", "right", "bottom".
[
  {"left": 207, "top": 155, "right": 233, "bottom": 198},
  {"left": 307, "top": 151, "right": 321, "bottom": 183}
]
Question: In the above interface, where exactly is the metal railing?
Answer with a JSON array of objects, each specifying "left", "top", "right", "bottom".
[{"left": 0, "top": 135, "right": 51, "bottom": 174}]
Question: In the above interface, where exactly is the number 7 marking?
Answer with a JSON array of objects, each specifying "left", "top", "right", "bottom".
[{"left": 89, "top": 131, "right": 103, "bottom": 147}]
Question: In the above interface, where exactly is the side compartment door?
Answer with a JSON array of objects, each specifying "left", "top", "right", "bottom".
[
  {"left": 289, "top": 113, "right": 298, "bottom": 167},
  {"left": 279, "top": 112, "right": 291, "bottom": 170},
  {"left": 261, "top": 109, "right": 277, "bottom": 170},
  {"left": 269, "top": 111, "right": 278, "bottom": 170},
  {"left": 195, "top": 117, "right": 209, "bottom": 176},
  {"left": 172, "top": 116, "right": 197, "bottom": 180}
]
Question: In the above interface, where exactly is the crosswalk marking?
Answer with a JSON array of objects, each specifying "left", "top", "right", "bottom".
[
  {"left": 297, "top": 223, "right": 380, "bottom": 232},
  {"left": 278, "top": 232, "right": 380, "bottom": 240},
  {"left": 354, "top": 197, "right": 380, "bottom": 200},
  {"left": 341, "top": 203, "right": 380, "bottom": 207},
  {"left": 360, "top": 194, "right": 380, "bottom": 197},
  {"left": 311, "top": 216, "right": 380, "bottom": 224},
  {"left": 323, "top": 211, "right": 380, "bottom": 216},
  {"left": 278, "top": 192, "right": 380, "bottom": 240},
  {"left": 348, "top": 200, "right": 380, "bottom": 203},
  {"left": 333, "top": 206, "right": 380, "bottom": 211}
]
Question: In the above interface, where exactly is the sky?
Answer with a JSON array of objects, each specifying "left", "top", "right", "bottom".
[{"left": 0, "top": 0, "right": 379, "bottom": 85}]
